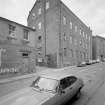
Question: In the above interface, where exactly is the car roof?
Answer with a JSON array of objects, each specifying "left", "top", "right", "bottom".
[{"left": 37, "top": 72, "right": 76, "bottom": 80}]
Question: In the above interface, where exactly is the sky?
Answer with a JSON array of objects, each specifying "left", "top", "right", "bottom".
[{"left": 0, "top": 0, "right": 105, "bottom": 37}]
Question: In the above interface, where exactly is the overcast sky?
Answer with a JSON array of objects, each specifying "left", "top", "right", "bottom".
[{"left": 0, "top": 0, "right": 105, "bottom": 37}]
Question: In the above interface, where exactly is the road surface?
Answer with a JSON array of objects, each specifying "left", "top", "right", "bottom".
[{"left": 65, "top": 62, "right": 105, "bottom": 105}]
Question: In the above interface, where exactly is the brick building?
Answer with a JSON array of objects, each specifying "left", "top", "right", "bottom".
[
  {"left": 92, "top": 36, "right": 105, "bottom": 60},
  {"left": 0, "top": 17, "right": 36, "bottom": 78},
  {"left": 27, "top": 0, "right": 92, "bottom": 68}
]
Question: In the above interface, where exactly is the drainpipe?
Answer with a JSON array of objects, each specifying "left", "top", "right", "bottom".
[
  {"left": 59, "top": 1, "right": 62, "bottom": 68},
  {"left": 44, "top": 0, "right": 47, "bottom": 65}
]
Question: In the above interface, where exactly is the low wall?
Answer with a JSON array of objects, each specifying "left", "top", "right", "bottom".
[{"left": 0, "top": 74, "right": 37, "bottom": 97}]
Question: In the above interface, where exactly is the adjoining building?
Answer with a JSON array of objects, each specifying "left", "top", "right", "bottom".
[
  {"left": 92, "top": 36, "right": 105, "bottom": 61},
  {"left": 0, "top": 17, "right": 36, "bottom": 78},
  {"left": 27, "top": 0, "right": 92, "bottom": 68}
]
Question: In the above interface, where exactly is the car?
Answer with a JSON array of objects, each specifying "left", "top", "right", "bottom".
[
  {"left": 91, "top": 60, "right": 97, "bottom": 64},
  {"left": 96, "top": 59, "right": 100, "bottom": 63},
  {"left": 30, "top": 74, "right": 84, "bottom": 105},
  {"left": 0, "top": 73, "right": 84, "bottom": 105},
  {"left": 85, "top": 60, "right": 93, "bottom": 65},
  {"left": 101, "top": 59, "right": 105, "bottom": 62},
  {"left": 77, "top": 61, "right": 86, "bottom": 67}
]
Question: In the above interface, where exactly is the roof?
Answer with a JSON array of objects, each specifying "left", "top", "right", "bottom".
[
  {"left": 0, "top": 17, "right": 35, "bottom": 31},
  {"left": 95, "top": 35, "right": 105, "bottom": 40}
]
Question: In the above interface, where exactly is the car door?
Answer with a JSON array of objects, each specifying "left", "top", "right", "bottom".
[
  {"left": 61, "top": 76, "right": 76, "bottom": 101},
  {"left": 53, "top": 77, "right": 74, "bottom": 105},
  {"left": 44, "top": 77, "right": 79, "bottom": 105},
  {"left": 46, "top": 78, "right": 71, "bottom": 105},
  {"left": 67, "top": 76, "right": 79, "bottom": 97}
]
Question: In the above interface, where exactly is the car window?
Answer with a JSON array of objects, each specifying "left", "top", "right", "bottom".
[
  {"left": 33, "top": 76, "right": 58, "bottom": 92},
  {"left": 60, "top": 78, "right": 67, "bottom": 89},
  {"left": 60, "top": 76, "right": 77, "bottom": 90},
  {"left": 67, "top": 76, "right": 77, "bottom": 86}
]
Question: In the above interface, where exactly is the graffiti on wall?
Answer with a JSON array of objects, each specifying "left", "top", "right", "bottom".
[{"left": 0, "top": 68, "right": 18, "bottom": 74}]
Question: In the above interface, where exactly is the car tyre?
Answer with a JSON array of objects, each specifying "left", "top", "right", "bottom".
[{"left": 75, "top": 90, "right": 81, "bottom": 99}]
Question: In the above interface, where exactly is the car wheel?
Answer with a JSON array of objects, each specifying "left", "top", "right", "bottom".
[{"left": 75, "top": 90, "right": 81, "bottom": 99}]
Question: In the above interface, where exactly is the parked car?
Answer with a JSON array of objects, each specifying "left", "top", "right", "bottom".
[
  {"left": 1, "top": 73, "right": 84, "bottom": 105},
  {"left": 30, "top": 74, "right": 84, "bottom": 105},
  {"left": 77, "top": 61, "right": 86, "bottom": 67},
  {"left": 91, "top": 60, "right": 97, "bottom": 64},
  {"left": 96, "top": 59, "right": 100, "bottom": 63},
  {"left": 101, "top": 59, "right": 105, "bottom": 62},
  {"left": 85, "top": 60, "right": 93, "bottom": 65}
]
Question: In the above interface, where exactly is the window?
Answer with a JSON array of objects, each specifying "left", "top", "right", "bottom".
[
  {"left": 63, "top": 33, "right": 67, "bottom": 41},
  {"left": 80, "top": 51, "right": 82, "bottom": 59},
  {"left": 38, "top": 36, "right": 42, "bottom": 42},
  {"left": 60, "top": 78, "right": 68, "bottom": 89},
  {"left": 69, "top": 36, "right": 72, "bottom": 44},
  {"left": 37, "top": 47, "right": 42, "bottom": 51},
  {"left": 76, "top": 50, "right": 79, "bottom": 58},
  {"left": 86, "top": 34, "right": 88, "bottom": 39},
  {"left": 46, "top": 1, "right": 50, "bottom": 10},
  {"left": 33, "top": 77, "right": 58, "bottom": 91},
  {"left": 70, "top": 49, "right": 73, "bottom": 57},
  {"left": 32, "top": 13, "right": 35, "bottom": 17},
  {"left": 63, "top": 16, "right": 66, "bottom": 25},
  {"left": 9, "top": 24, "right": 16, "bottom": 34},
  {"left": 74, "top": 39, "right": 77, "bottom": 46},
  {"left": 89, "top": 36, "right": 91, "bottom": 41},
  {"left": 83, "top": 52, "right": 86, "bottom": 60},
  {"left": 38, "top": 8, "right": 41, "bottom": 15},
  {"left": 60, "top": 76, "right": 77, "bottom": 89},
  {"left": 32, "top": 26, "right": 35, "bottom": 29},
  {"left": 86, "top": 44, "right": 88, "bottom": 49},
  {"left": 80, "top": 40, "right": 82, "bottom": 46},
  {"left": 38, "top": 22, "right": 42, "bottom": 29},
  {"left": 71, "top": 49, "right": 73, "bottom": 57},
  {"left": 70, "top": 21, "right": 72, "bottom": 29},
  {"left": 23, "top": 29, "right": 29, "bottom": 40},
  {"left": 75, "top": 26, "right": 77, "bottom": 32},
  {"left": 82, "top": 41, "right": 84, "bottom": 48},
  {"left": 64, "top": 48, "right": 67, "bottom": 56},
  {"left": 22, "top": 52, "right": 29, "bottom": 58},
  {"left": 83, "top": 32, "right": 84, "bottom": 37},
  {"left": 86, "top": 53, "right": 88, "bottom": 59},
  {"left": 80, "top": 29, "right": 82, "bottom": 35},
  {"left": 67, "top": 76, "right": 77, "bottom": 86},
  {"left": 32, "top": 13, "right": 36, "bottom": 20}
]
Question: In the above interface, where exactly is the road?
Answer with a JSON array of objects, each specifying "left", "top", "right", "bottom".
[
  {"left": 65, "top": 62, "right": 105, "bottom": 105},
  {"left": 0, "top": 62, "right": 105, "bottom": 105},
  {"left": 87, "top": 81, "right": 105, "bottom": 105}
]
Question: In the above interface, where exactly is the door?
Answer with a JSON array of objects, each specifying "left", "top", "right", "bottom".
[
  {"left": 67, "top": 76, "right": 78, "bottom": 97},
  {"left": 53, "top": 77, "right": 74, "bottom": 105}
]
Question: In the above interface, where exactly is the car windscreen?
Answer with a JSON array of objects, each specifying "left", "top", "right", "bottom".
[{"left": 34, "top": 77, "right": 58, "bottom": 92}]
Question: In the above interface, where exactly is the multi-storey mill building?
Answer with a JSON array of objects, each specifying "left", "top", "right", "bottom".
[{"left": 27, "top": 0, "right": 92, "bottom": 68}]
